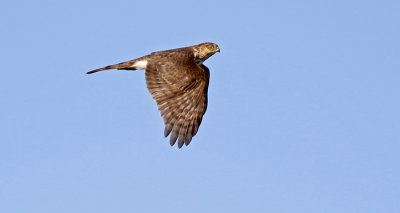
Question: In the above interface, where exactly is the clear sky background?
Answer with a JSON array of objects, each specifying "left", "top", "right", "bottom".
[{"left": 1, "top": 0, "right": 399, "bottom": 212}]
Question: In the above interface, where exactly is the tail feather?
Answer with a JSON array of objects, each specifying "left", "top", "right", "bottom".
[{"left": 87, "top": 60, "right": 136, "bottom": 74}]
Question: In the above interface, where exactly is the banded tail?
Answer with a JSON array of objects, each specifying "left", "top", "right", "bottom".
[{"left": 87, "top": 57, "right": 148, "bottom": 74}]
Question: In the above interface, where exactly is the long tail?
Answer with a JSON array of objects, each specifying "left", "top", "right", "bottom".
[{"left": 87, "top": 56, "right": 147, "bottom": 74}]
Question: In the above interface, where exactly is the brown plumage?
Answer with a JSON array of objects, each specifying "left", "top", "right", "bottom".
[{"left": 87, "top": 42, "right": 220, "bottom": 148}]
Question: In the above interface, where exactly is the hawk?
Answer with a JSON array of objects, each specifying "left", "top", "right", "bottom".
[{"left": 87, "top": 42, "right": 220, "bottom": 148}]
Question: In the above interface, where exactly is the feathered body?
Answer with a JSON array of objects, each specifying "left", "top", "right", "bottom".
[{"left": 87, "top": 42, "right": 220, "bottom": 148}]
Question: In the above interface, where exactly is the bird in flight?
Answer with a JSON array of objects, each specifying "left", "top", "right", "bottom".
[{"left": 87, "top": 42, "right": 220, "bottom": 148}]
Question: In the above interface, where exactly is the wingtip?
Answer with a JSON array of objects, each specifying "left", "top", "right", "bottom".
[
  {"left": 169, "top": 131, "right": 179, "bottom": 147},
  {"left": 177, "top": 137, "right": 185, "bottom": 148},
  {"left": 164, "top": 125, "right": 173, "bottom": 137}
]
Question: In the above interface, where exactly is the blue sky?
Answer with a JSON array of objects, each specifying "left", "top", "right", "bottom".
[{"left": 1, "top": 0, "right": 399, "bottom": 212}]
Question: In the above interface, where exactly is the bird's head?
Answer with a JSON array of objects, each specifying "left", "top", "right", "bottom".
[{"left": 194, "top": 42, "right": 220, "bottom": 64}]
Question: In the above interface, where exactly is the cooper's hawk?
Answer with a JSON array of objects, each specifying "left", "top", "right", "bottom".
[{"left": 87, "top": 42, "right": 220, "bottom": 148}]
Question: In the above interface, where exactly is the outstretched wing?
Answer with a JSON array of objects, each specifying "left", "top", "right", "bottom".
[{"left": 145, "top": 48, "right": 210, "bottom": 148}]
